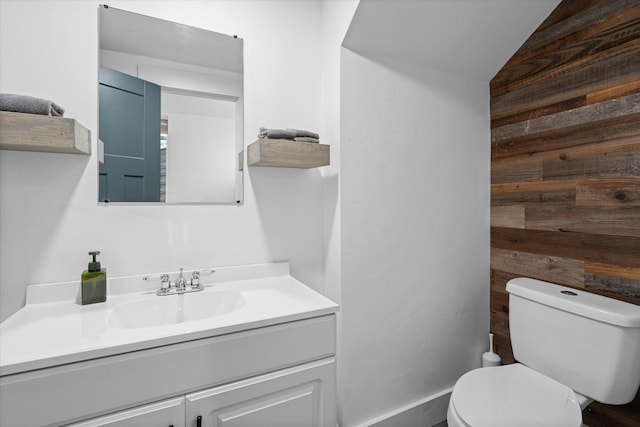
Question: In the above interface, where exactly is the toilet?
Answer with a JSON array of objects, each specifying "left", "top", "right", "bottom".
[{"left": 448, "top": 277, "right": 640, "bottom": 427}]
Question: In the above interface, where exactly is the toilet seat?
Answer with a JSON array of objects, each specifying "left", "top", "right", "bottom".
[{"left": 450, "top": 363, "right": 582, "bottom": 427}]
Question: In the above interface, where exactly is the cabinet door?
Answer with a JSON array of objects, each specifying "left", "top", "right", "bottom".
[
  {"left": 66, "top": 397, "right": 185, "bottom": 427},
  {"left": 186, "top": 358, "right": 335, "bottom": 427}
]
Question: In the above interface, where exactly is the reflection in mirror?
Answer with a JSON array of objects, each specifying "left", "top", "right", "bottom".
[{"left": 98, "top": 5, "right": 243, "bottom": 204}]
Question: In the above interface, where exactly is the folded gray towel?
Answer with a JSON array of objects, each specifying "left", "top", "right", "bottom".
[
  {"left": 0, "top": 93, "right": 65, "bottom": 116},
  {"left": 287, "top": 128, "right": 319, "bottom": 139},
  {"left": 259, "top": 127, "right": 320, "bottom": 141},
  {"left": 259, "top": 127, "right": 297, "bottom": 140},
  {"left": 294, "top": 137, "right": 319, "bottom": 143}
]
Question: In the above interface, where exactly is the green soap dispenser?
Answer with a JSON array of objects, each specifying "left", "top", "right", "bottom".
[{"left": 82, "top": 251, "right": 106, "bottom": 305}]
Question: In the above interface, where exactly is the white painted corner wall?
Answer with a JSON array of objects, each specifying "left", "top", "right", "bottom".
[{"left": 340, "top": 49, "right": 490, "bottom": 426}]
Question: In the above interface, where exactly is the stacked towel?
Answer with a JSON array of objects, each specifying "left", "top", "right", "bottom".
[
  {"left": 0, "top": 93, "right": 65, "bottom": 116},
  {"left": 259, "top": 127, "right": 319, "bottom": 143}
]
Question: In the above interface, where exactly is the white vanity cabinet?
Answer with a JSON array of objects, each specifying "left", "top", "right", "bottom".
[
  {"left": 1, "top": 263, "right": 339, "bottom": 427},
  {"left": 67, "top": 358, "right": 335, "bottom": 427},
  {"left": 1, "top": 315, "right": 336, "bottom": 427}
]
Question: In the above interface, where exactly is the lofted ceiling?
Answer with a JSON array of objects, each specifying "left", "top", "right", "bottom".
[{"left": 343, "top": 0, "right": 561, "bottom": 81}]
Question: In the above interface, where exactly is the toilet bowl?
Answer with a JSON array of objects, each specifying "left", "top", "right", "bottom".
[
  {"left": 447, "top": 364, "right": 582, "bottom": 427},
  {"left": 447, "top": 277, "right": 640, "bottom": 427}
]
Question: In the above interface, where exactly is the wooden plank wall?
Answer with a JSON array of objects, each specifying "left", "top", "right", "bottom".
[{"left": 489, "top": 1, "right": 640, "bottom": 425}]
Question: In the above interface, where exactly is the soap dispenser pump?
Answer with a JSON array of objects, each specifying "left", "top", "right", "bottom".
[{"left": 81, "top": 251, "right": 106, "bottom": 305}]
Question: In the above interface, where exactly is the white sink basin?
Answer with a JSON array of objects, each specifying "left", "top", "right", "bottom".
[{"left": 108, "top": 290, "right": 244, "bottom": 329}]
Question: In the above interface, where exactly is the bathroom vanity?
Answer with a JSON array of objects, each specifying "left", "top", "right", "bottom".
[{"left": 0, "top": 263, "right": 338, "bottom": 427}]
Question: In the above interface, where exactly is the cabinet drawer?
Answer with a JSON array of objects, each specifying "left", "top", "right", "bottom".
[
  {"left": 65, "top": 397, "right": 185, "bottom": 427},
  {"left": 0, "top": 315, "right": 335, "bottom": 427}
]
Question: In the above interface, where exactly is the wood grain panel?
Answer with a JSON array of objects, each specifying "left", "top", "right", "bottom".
[
  {"left": 247, "top": 139, "right": 329, "bottom": 169},
  {"left": 491, "top": 157, "right": 543, "bottom": 184},
  {"left": 491, "top": 2, "right": 639, "bottom": 422},
  {"left": 491, "top": 227, "right": 640, "bottom": 269},
  {"left": 490, "top": 286, "right": 509, "bottom": 316},
  {"left": 492, "top": 93, "right": 640, "bottom": 142},
  {"left": 492, "top": 111, "right": 640, "bottom": 159},
  {"left": 491, "top": 205, "right": 525, "bottom": 228},
  {"left": 490, "top": 269, "right": 514, "bottom": 362},
  {"left": 490, "top": 269, "right": 520, "bottom": 292},
  {"left": 491, "top": 95, "right": 587, "bottom": 129},
  {"left": 493, "top": 137, "right": 639, "bottom": 185},
  {"left": 491, "top": 180, "right": 576, "bottom": 205},
  {"left": 492, "top": 13, "right": 640, "bottom": 97},
  {"left": 525, "top": 204, "right": 640, "bottom": 237},
  {"left": 585, "top": 261, "right": 640, "bottom": 281},
  {"left": 576, "top": 177, "right": 640, "bottom": 206},
  {"left": 490, "top": 311, "right": 514, "bottom": 363},
  {"left": 542, "top": 137, "right": 640, "bottom": 161},
  {"left": 513, "top": 0, "right": 638, "bottom": 56},
  {"left": 585, "top": 265, "right": 640, "bottom": 299},
  {"left": 542, "top": 151, "right": 640, "bottom": 180},
  {"left": 490, "top": 247, "right": 585, "bottom": 287},
  {"left": 585, "top": 274, "right": 640, "bottom": 302},
  {"left": 491, "top": 50, "right": 640, "bottom": 117},
  {"left": 587, "top": 79, "right": 640, "bottom": 104},
  {"left": 535, "top": 0, "right": 602, "bottom": 32},
  {"left": 583, "top": 391, "right": 640, "bottom": 427},
  {"left": 0, "top": 111, "right": 91, "bottom": 155}
]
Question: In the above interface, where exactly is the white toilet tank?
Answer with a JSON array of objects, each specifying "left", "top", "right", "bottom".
[{"left": 507, "top": 277, "right": 640, "bottom": 405}]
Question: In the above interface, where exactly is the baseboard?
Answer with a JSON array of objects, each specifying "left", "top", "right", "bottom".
[{"left": 352, "top": 387, "right": 452, "bottom": 427}]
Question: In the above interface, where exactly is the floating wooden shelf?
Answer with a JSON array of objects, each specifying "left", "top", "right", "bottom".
[
  {"left": 247, "top": 139, "right": 329, "bottom": 169},
  {"left": 0, "top": 111, "right": 91, "bottom": 155}
]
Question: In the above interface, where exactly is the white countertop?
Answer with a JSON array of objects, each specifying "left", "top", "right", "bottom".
[{"left": 0, "top": 262, "right": 338, "bottom": 376}]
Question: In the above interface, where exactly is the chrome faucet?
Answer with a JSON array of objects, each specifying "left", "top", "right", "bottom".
[
  {"left": 175, "top": 268, "right": 187, "bottom": 291},
  {"left": 145, "top": 268, "right": 214, "bottom": 296}
]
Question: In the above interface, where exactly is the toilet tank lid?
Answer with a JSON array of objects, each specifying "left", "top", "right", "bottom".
[{"left": 507, "top": 278, "right": 640, "bottom": 328}]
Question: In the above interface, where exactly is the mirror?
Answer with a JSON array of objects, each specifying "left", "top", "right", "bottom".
[{"left": 98, "top": 5, "right": 243, "bottom": 204}]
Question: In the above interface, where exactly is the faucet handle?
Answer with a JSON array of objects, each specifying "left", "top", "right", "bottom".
[
  {"left": 160, "top": 274, "right": 171, "bottom": 292},
  {"left": 191, "top": 270, "right": 201, "bottom": 288}
]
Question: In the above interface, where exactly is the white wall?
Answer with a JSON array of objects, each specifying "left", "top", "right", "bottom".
[
  {"left": 0, "top": 0, "right": 326, "bottom": 321},
  {"left": 165, "top": 113, "right": 236, "bottom": 203},
  {"left": 318, "top": 1, "right": 361, "bottom": 424},
  {"left": 340, "top": 50, "right": 490, "bottom": 426}
]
